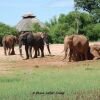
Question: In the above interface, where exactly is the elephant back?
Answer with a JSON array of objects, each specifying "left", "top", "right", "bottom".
[{"left": 73, "top": 35, "right": 89, "bottom": 51}]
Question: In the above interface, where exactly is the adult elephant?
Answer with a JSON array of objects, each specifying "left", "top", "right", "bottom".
[
  {"left": 36, "top": 32, "right": 51, "bottom": 56},
  {"left": 19, "top": 32, "right": 44, "bottom": 59},
  {"left": 2, "top": 35, "right": 18, "bottom": 55},
  {"left": 63, "top": 35, "right": 89, "bottom": 62}
]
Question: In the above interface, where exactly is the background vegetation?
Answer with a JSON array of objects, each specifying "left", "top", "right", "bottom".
[
  {"left": 44, "top": 0, "right": 100, "bottom": 43},
  {"left": 0, "top": 0, "right": 100, "bottom": 44}
]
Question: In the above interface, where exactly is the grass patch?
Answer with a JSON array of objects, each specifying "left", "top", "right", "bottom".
[{"left": 0, "top": 60, "right": 100, "bottom": 100}]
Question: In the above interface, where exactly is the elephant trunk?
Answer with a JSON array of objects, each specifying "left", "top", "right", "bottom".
[
  {"left": 19, "top": 48, "right": 23, "bottom": 58},
  {"left": 19, "top": 41, "right": 24, "bottom": 58},
  {"left": 62, "top": 42, "right": 69, "bottom": 60}
]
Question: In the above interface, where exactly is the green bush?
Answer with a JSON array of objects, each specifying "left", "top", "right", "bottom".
[
  {"left": 46, "top": 11, "right": 100, "bottom": 43},
  {"left": 82, "top": 24, "right": 100, "bottom": 41}
]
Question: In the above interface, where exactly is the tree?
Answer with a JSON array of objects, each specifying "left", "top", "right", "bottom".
[
  {"left": 44, "top": 10, "right": 100, "bottom": 43},
  {"left": 32, "top": 23, "right": 49, "bottom": 33},
  {"left": 47, "top": 11, "right": 100, "bottom": 42},
  {"left": 74, "top": 0, "right": 100, "bottom": 22},
  {"left": 83, "top": 24, "right": 100, "bottom": 41}
]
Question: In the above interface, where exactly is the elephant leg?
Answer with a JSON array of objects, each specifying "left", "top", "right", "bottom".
[
  {"left": 28, "top": 46, "right": 32, "bottom": 58},
  {"left": 76, "top": 53, "right": 81, "bottom": 61},
  {"left": 72, "top": 50, "right": 77, "bottom": 61},
  {"left": 67, "top": 48, "right": 72, "bottom": 62},
  {"left": 4, "top": 47, "right": 7, "bottom": 56},
  {"left": 8, "top": 48, "right": 11, "bottom": 55},
  {"left": 34, "top": 47, "right": 38, "bottom": 58},
  {"left": 46, "top": 44, "right": 51, "bottom": 54},
  {"left": 80, "top": 54, "right": 83, "bottom": 61},
  {"left": 40, "top": 46, "right": 44, "bottom": 57},
  {"left": 81, "top": 54, "right": 84, "bottom": 61},
  {"left": 67, "top": 48, "right": 70, "bottom": 61},
  {"left": 84, "top": 51, "right": 88, "bottom": 60},
  {"left": 19, "top": 39, "right": 23, "bottom": 57},
  {"left": 37, "top": 49, "right": 40, "bottom": 56},
  {"left": 25, "top": 45, "right": 29, "bottom": 59},
  {"left": 11, "top": 45, "right": 15, "bottom": 55},
  {"left": 62, "top": 50, "right": 68, "bottom": 60}
]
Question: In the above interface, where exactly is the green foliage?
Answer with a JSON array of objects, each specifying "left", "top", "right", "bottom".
[
  {"left": 46, "top": 11, "right": 100, "bottom": 43},
  {"left": 74, "top": 0, "right": 100, "bottom": 22},
  {"left": 32, "top": 23, "right": 49, "bottom": 33},
  {"left": 81, "top": 23, "right": 100, "bottom": 41},
  {"left": 67, "top": 27, "right": 76, "bottom": 35},
  {"left": 32, "top": 23, "right": 43, "bottom": 32},
  {"left": 0, "top": 23, "right": 18, "bottom": 36},
  {"left": 93, "top": 23, "right": 100, "bottom": 34}
]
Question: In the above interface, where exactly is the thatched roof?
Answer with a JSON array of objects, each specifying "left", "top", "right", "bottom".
[
  {"left": 16, "top": 13, "right": 46, "bottom": 32},
  {"left": 22, "top": 13, "right": 36, "bottom": 18}
]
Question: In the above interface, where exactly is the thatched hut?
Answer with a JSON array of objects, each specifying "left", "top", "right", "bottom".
[{"left": 16, "top": 13, "right": 46, "bottom": 32}]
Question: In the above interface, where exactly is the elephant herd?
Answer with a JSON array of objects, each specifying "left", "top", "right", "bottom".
[
  {"left": 63, "top": 35, "right": 100, "bottom": 62},
  {"left": 2, "top": 32, "right": 51, "bottom": 59},
  {"left": 2, "top": 32, "right": 100, "bottom": 62}
]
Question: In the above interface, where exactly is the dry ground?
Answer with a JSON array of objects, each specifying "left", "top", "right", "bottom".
[
  {"left": 0, "top": 42, "right": 100, "bottom": 75},
  {"left": 0, "top": 44, "right": 65, "bottom": 70}
]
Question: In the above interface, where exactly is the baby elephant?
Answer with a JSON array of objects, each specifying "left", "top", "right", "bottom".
[{"left": 2, "top": 35, "right": 18, "bottom": 55}]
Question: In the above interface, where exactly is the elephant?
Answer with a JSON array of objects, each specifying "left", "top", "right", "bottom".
[
  {"left": 63, "top": 35, "right": 89, "bottom": 62},
  {"left": 2, "top": 35, "right": 18, "bottom": 55},
  {"left": 19, "top": 32, "right": 44, "bottom": 59},
  {"left": 36, "top": 32, "right": 51, "bottom": 55},
  {"left": 89, "top": 44, "right": 100, "bottom": 60}
]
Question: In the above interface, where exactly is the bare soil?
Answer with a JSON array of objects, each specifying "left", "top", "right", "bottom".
[
  {"left": 0, "top": 44, "right": 64, "bottom": 68},
  {"left": 0, "top": 42, "right": 100, "bottom": 75}
]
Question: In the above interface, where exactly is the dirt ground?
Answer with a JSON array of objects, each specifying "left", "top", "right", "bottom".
[
  {"left": 0, "top": 44, "right": 65, "bottom": 67},
  {"left": 0, "top": 42, "right": 100, "bottom": 75}
]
